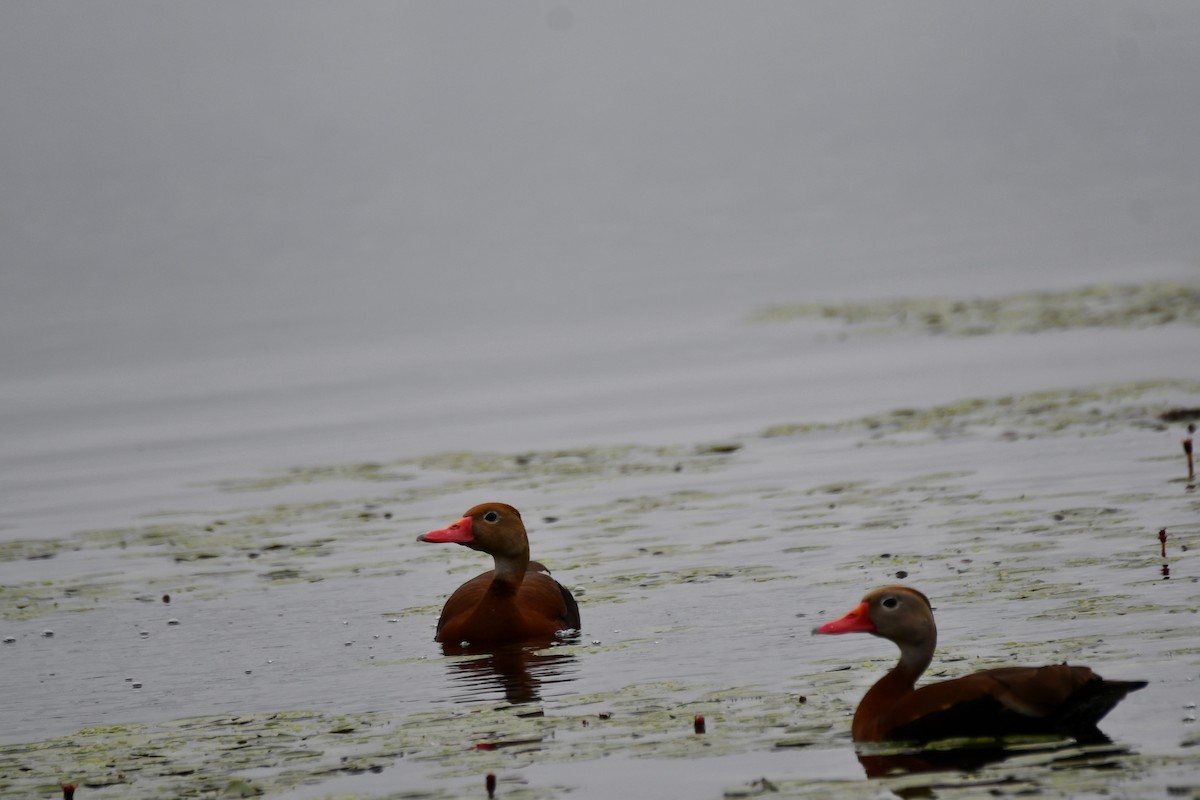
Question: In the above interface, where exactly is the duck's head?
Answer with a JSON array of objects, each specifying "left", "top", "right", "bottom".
[
  {"left": 419, "top": 502, "right": 530, "bottom": 561},
  {"left": 813, "top": 585, "right": 936, "bottom": 654}
]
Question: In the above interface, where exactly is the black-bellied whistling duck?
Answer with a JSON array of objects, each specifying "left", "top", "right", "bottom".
[
  {"left": 814, "top": 585, "right": 1146, "bottom": 742},
  {"left": 418, "top": 503, "right": 580, "bottom": 646}
]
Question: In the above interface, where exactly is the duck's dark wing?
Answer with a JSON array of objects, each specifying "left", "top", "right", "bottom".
[
  {"left": 885, "top": 665, "right": 1145, "bottom": 742},
  {"left": 557, "top": 579, "right": 581, "bottom": 631},
  {"left": 526, "top": 561, "right": 580, "bottom": 632}
]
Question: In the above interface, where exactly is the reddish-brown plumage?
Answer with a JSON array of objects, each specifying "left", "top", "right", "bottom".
[
  {"left": 419, "top": 503, "right": 580, "bottom": 646},
  {"left": 814, "top": 586, "right": 1146, "bottom": 742}
]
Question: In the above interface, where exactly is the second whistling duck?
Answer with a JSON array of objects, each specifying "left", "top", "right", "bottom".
[
  {"left": 418, "top": 503, "right": 581, "bottom": 646},
  {"left": 814, "top": 585, "right": 1146, "bottom": 742}
]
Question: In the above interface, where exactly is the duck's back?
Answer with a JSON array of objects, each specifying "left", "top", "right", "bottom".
[{"left": 860, "top": 664, "right": 1147, "bottom": 742}]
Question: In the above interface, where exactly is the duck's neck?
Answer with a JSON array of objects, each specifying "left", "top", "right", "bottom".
[
  {"left": 895, "top": 636, "right": 934, "bottom": 682},
  {"left": 491, "top": 552, "right": 530, "bottom": 586},
  {"left": 852, "top": 642, "right": 934, "bottom": 741},
  {"left": 865, "top": 634, "right": 936, "bottom": 708},
  {"left": 853, "top": 666, "right": 916, "bottom": 740}
]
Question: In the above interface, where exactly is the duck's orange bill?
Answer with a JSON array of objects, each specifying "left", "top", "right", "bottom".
[
  {"left": 419, "top": 517, "right": 475, "bottom": 544},
  {"left": 815, "top": 601, "right": 875, "bottom": 634}
]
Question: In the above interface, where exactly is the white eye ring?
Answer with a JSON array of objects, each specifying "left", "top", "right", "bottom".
[
  {"left": 483, "top": 510, "right": 500, "bottom": 523},
  {"left": 881, "top": 596, "right": 899, "bottom": 610}
]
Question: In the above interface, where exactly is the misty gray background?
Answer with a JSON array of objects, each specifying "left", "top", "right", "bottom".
[{"left": 3, "top": 2, "right": 1199, "bottom": 537}]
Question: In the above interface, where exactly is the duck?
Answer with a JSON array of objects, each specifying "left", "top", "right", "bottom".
[
  {"left": 418, "top": 502, "right": 580, "bottom": 646},
  {"left": 813, "top": 585, "right": 1146, "bottom": 742}
]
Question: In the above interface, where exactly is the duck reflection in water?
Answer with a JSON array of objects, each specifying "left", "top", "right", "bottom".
[
  {"left": 442, "top": 641, "right": 579, "bottom": 705},
  {"left": 853, "top": 732, "right": 1132, "bottom": 781}
]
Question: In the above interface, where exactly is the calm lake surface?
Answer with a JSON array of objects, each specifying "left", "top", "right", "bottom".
[{"left": 2, "top": 4, "right": 1199, "bottom": 798}]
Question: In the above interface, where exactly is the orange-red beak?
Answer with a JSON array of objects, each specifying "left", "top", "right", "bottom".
[
  {"left": 418, "top": 516, "right": 475, "bottom": 544},
  {"left": 813, "top": 601, "right": 875, "bottom": 635}
]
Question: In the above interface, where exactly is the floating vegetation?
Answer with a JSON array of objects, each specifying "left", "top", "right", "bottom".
[
  {"left": 763, "top": 379, "right": 1200, "bottom": 441},
  {"left": 696, "top": 442, "right": 744, "bottom": 455},
  {"left": 0, "top": 538, "right": 63, "bottom": 563},
  {"left": 214, "top": 462, "right": 414, "bottom": 492},
  {"left": 749, "top": 280, "right": 1200, "bottom": 336},
  {"left": 0, "top": 577, "right": 129, "bottom": 621},
  {"left": 217, "top": 444, "right": 732, "bottom": 494},
  {"left": 1160, "top": 407, "right": 1200, "bottom": 423},
  {"left": 0, "top": 680, "right": 836, "bottom": 799}
]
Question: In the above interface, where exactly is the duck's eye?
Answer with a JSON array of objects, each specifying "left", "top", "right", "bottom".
[
  {"left": 482, "top": 510, "right": 500, "bottom": 523},
  {"left": 881, "top": 596, "right": 899, "bottom": 610}
]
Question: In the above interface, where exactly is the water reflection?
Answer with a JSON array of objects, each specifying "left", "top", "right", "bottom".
[
  {"left": 441, "top": 642, "right": 579, "bottom": 705},
  {"left": 857, "top": 744, "right": 1022, "bottom": 780},
  {"left": 856, "top": 733, "right": 1134, "bottom": 786}
]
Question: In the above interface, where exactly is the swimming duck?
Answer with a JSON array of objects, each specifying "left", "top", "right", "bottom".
[
  {"left": 814, "top": 585, "right": 1146, "bottom": 742},
  {"left": 419, "top": 502, "right": 580, "bottom": 646}
]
